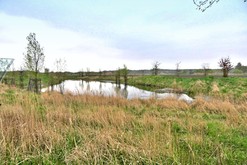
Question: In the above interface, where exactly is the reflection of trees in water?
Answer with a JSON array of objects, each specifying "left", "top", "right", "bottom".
[
  {"left": 79, "top": 80, "right": 85, "bottom": 94},
  {"left": 51, "top": 85, "right": 54, "bottom": 91},
  {"left": 121, "top": 86, "right": 128, "bottom": 98},
  {"left": 99, "top": 82, "right": 102, "bottom": 94},
  {"left": 86, "top": 81, "right": 90, "bottom": 92},
  {"left": 114, "top": 85, "right": 128, "bottom": 98},
  {"left": 112, "top": 83, "right": 115, "bottom": 89},
  {"left": 79, "top": 80, "right": 84, "bottom": 89},
  {"left": 114, "top": 85, "right": 120, "bottom": 95},
  {"left": 59, "top": 81, "right": 65, "bottom": 94}
]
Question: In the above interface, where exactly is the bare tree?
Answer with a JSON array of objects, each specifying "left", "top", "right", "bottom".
[
  {"left": 202, "top": 63, "right": 210, "bottom": 76},
  {"left": 193, "top": 0, "right": 246, "bottom": 12},
  {"left": 23, "top": 33, "right": 45, "bottom": 93},
  {"left": 55, "top": 58, "right": 67, "bottom": 94},
  {"left": 80, "top": 68, "right": 84, "bottom": 78},
  {"left": 55, "top": 58, "right": 66, "bottom": 73},
  {"left": 99, "top": 69, "right": 102, "bottom": 78},
  {"left": 176, "top": 62, "right": 181, "bottom": 77},
  {"left": 115, "top": 68, "right": 121, "bottom": 87},
  {"left": 121, "top": 64, "right": 128, "bottom": 87},
  {"left": 218, "top": 57, "right": 233, "bottom": 77},
  {"left": 152, "top": 61, "right": 161, "bottom": 75},
  {"left": 86, "top": 67, "right": 90, "bottom": 76}
]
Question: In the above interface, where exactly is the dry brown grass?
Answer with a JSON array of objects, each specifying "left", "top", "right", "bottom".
[
  {"left": 211, "top": 82, "right": 220, "bottom": 94},
  {"left": 0, "top": 84, "right": 247, "bottom": 164}
]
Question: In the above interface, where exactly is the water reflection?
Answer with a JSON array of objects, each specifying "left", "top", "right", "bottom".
[
  {"left": 42, "top": 80, "right": 153, "bottom": 99},
  {"left": 86, "top": 81, "right": 90, "bottom": 92},
  {"left": 99, "top": 82, "right": 102, "bottom": 92},
  {"left": 79, "top": 80, "right": 84, "bottom": 89},
  {"left": 42, "top": 80, "right": 193, "bottom": 103}
]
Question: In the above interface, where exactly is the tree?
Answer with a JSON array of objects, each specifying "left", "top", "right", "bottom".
[
  {"left": 202, "top": 63, "right": 210, "bottom": 76},
  {"left": 99, "top": 69, "right": 102, "bottom": 78},
  {"left": 115, "top": 68, "right": 121, "bottom": 87},
  {"left": 55, "top": 58, "right": 66, "bottom": 73},
  {"left": 19, "top": 67, "right": 24, "bottom": 89},
  {"left": 44, "top": 68, "right": 49, "bottom": 74},
  {"left": 23, "top": 33, "right": 45, "bottom": 93},
  {"left": 235, "top": 62, "right": 247, "bottom": 73},
  {"left": 235, "top": 62, "right": 242, "bottom": 70},
  {"left": 55, "top": 58, "right": 67, "bottom": 94},
  {"left": 176, "top": 61, "right": 181, "bottom": 77},
  {"left": 121, "top": 65, "right": 128, "bottom": 87},
  {"left": 152, "top": 61, "right": 161, "bottom": 75},
  {"left": 80, "top": 68, "right": 84, "bottom": 77},
  {"left": 193, "top": 0, "right": 246, "bottom": 12},
  {"left": 86, "top": 67, "right": 90, "bottom": 76},
  {"left": 218, "top": 57, "right": 233, "bottom": 77}
]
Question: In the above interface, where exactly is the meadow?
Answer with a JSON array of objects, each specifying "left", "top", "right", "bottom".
[
  {"left": 129, "top": 75, "right": 247, "bottom": 101},
  {"left": 0, "top": 74, "right": 247, "bottom": 164}
]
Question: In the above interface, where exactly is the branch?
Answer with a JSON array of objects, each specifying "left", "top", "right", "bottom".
[
  {"left": 193, "top": 0, "right": 220, "bottom": 12},
  {"left": 193, "top": 0, "right": 246, "bottom": 12}
]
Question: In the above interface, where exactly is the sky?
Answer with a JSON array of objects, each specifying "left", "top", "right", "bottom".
[{"left": 0, "top": 0, "right": 246, "bottom": 72}]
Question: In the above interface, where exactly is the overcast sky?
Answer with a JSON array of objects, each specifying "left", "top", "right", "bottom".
[{"left": 0, "top": 0, "right": 246, "bottom": 72}]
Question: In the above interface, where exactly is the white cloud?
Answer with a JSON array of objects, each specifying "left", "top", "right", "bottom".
[
  {"left": 0, "top": 12, "right": 136, "bottom": 71},
  {"left": 0, "top": 0, "right": 246, "bottom": 71}
]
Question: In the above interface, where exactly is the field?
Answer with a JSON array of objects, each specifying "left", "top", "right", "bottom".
[
  {"left": 0, "top": 74, "right": 247, "bottom": 164},
  {"left": 129, "top": 75, "right": 247, "bottom": 100}
]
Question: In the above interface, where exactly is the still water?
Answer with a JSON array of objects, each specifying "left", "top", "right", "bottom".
[{"left": 42, "top": 80, "right": 193, "bottom": 102}]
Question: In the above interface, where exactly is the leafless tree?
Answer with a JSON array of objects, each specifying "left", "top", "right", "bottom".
[
  {"left": 86, "top": 67, "right": 90, "bottom": 76},
  {"left": 218, "top": 57, "right": 233, "bottom": 77},
  {"left": 99, "top": 69, "right": 102, "bottom": 78},
  {"left": 121, "top": 64, "right": 128, "bottom": 87},
  {"left": 55, "top": 58, "right": 66, "bottom": 73},
  {"left": 55, "top": 58, "right": 67, "bottom": 94},
  {"left": 80, "top": 68, "right": 84, "bottom": 77},
  {"left": 176, "top": 62, "right": 181, "bottom": 77},
  {"left": 152, "top": 61, "right": 161, "bottom": 75},
  {"left": 202, "top": 63, "right": 210, "bottom": 76},
  {"left": 115, "top": 68, "right": 121, "bottom": 87}
]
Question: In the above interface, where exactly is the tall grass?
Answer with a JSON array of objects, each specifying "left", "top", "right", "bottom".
[{"left": 0, "top": 84, "right": 247, "bottom": 164}]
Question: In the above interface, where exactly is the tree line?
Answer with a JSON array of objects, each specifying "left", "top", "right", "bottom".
[
  {"left": 152, "top": 57, "right": 246, "bottom": 78},
  {"left": 20, "top": 31, "right": 244, "bottom": 93}
]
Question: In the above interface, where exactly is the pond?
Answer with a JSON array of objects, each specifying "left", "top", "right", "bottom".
[{"left": 42, "top": 80, "right": 193, "bottom": 103}]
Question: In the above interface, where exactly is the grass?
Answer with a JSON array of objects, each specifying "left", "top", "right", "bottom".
[
  {"left": 0, "top": 84, "right": 247, "bottom": 164},
  {"left": 5, "top": 71, "right": 247, "bottom": 99},
  {"left": 128, "top": 75, "right": 247, "bottom": 100},
  {"left": 4, "top": 71, "right": 63, "bottom": 89}
]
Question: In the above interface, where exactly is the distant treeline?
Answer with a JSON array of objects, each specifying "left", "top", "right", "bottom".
[{"left": 235, "top": 62, "right": 247, "bottom": 73}]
